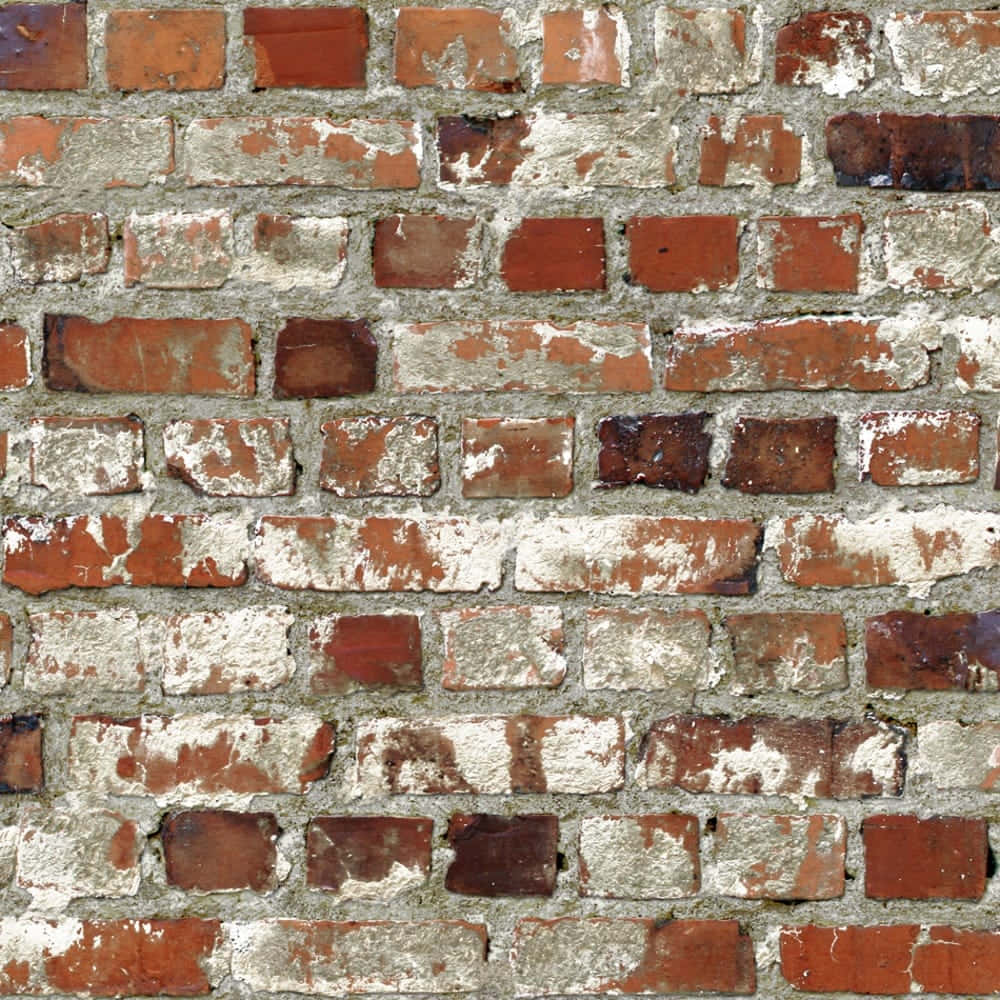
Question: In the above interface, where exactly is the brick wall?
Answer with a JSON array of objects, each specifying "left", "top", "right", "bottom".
[{"left": 0, "top": 1, "right": 999, "bottom": 996}]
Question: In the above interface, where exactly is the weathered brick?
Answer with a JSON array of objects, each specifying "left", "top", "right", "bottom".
[
  {"left": 916, "top": 720, "right": 1000, "bottom": 790},
  {"left": 320, "top": 416, "right": 438, "bottom": 497},
  {"left": 757, "top": 214, "right": 862, "bottom": 292},
  {"left": 0, "top": 4, "right": 87, "bottom": 90},
  {"left": 579, "top": 814, "right": 699, "bottom": 899},
  {"left": 627, "top": 215, "right": 739, "bottom": 292},
  {"left": 307, "top": 817, "right": 431, "bottom": 898},
  {"left": 859, "top": 410, "right": 979, "bottom": 486},
  {"left": 162, "top": 810, "right": 279, "bottom": 892},
  {"left": 513, "top": 918, "right": 755, "bottom": 995},
  {"left": 106, "top": 10, "right": 225, "bottom": 91},
  {"left": 724, "top": 416, "right": 836, "bottom": 494},
  {"left": 393, "top": 320, "right": 653, "bottom": 393},
  {"left": 654, "top": 8, "right": 758, "bottom": 94},
  {"left": 355, "top": 715, "right": 625, "bottom": 795},
  {"left": 373, "top": 214, "right": 477, "bottom": 288},
  {"left": 440, "top": 606, "right": 565, "bottom": 690},
  {"left": 244, "top": 214, "right": 348, "bottom": 288},
  {"left": 308, "top": 614, "right": 422, "bottom": 693},
  {"left": 395, "top": 7, "right": 519, "bottom": 91},
  {"left": 163, "top": 417, "right": 295, "bottom": 497},
  {"left": 541, "top": 7, "right": 628, "bottom": 86},
  {"left": 0, "top": 825, "right": 16, "bottom": 882},
  {"left": 244, "top": 7, "right": 367, "bottom": 88},
  {"left": 29, "top": 415, "right": 144, "bottom": 495},
  {"left": 0, "top": 716, "right": 42, "bottom": 793},
  {"left": 725, "top": 612, "right": 848, "bottom": 694},
  {"left": 597, "top": 412, "right": 711, "bottom": 491},
  {"left": 0, "top": 615, "right": 11, "bottom": 688},
  {"left": 0, "top": 325, "right": 29, "bottom": 389},
  {"left": 515, "top": 517, "right": 760, "bottom": 595},
  {"left": 69, "top": 714, "right": 334, "bottom": 804},
  {"left": 775, "top": 11, "right": 873, "bottom": 96},
  {"left": 184, "top": 117, "right": 420, "bottom": 187},
  {"left": 4, "top": 514, "right": 248, "bottom": 594},
  {"left": 446, "top": 814, "right": 558, "bottom": 896},
  {"left": 124, "top": 210, "right": 232, "bottom": 289},
  {"left": 44, "top": 315, "right": 254, "bottom": 396},
  {"left": 951, "top": 316, "right": 1000, "bottom": 391},
  {"left": 501, "top": 217, "right": 605, "bottom": 292},
  {"left": 461, "top": 417, "right": 573, "bottom": 498},
  {"left": 705, "top": 813, "right": 846, "bottom": 900},
  {"left": 700, "top": 115, "right": 801, "bottom": 186},
  {"left": 273, "top": 318, "right": 375, "bottom": 399},
  {"left": 863, "top": 814, "right": 987, "bottom": 900},
  {"left": 9, "top": 213, "right": 108, "bottom": 283}
]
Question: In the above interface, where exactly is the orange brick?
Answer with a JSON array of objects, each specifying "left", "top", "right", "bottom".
[{"left": 541, "top": 8, "right": 626, "bottom": 86}]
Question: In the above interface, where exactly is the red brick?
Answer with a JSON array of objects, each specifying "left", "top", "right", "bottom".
[
  {"left": 501, "top": 217, "right": 605, "bottom": 292},
  {"left": 0, "top": 4, "right": 86, "bottom": 90},
  {"left": 395, "top": 7, "right": 519, "bottom": 91},
  {"left": 541, "top": 8, "right": 626, "bottom": 86},
  {"left": 724, "top": 416, "right": 836, "bottom": 494},
  {"left": 0, "top": 325, "right": 29, "bottom": 389},
  {"left": 273, "top": 318, "right": 375, "bottom": 398},
  {"left": 775, "top": 12, "right": 873, "bottom": 95},
  {"left": 700, "top": 115, "right": 801, "bottom": 186},
  {"left": 597, "top": 413, "right": 710, "bottom": 491},
  {"left": 9, "top": 213, "right": 108, "bottom": 283},
  {"left": 758, "top": 214, "right": 863, "bottom": 292},
  {"left": 43, "top": 315, "right": 254, "bottom": 396},
  {"left": 106, "top": 10, "right": 225, "bottom": 92},
  {"left": 0, "top": 716, "right": 42, "bottom": 793},
  {"left": 244, "top": 7, "right": 367, "bottom": 88},
  {"left": 859, "top": 410, "right": 980, "bottom": 486},
  {"left": 627, "top": 215, "right": 739, "bottom": 292},
  {"left": 124, "top": 210, "right": 232, "bottom": 289},
  {"left": 308, "top": 614, "right": 422, "bottom": 693},
  {"left": 863, "top": 815, "right": 987, "bottom": 900},
  {"left": 373, "top": 214, "right": 478, "bottom": 288},
  {"left": 462, "top": 417, "right": 573, "bottom": 498},
  {"left": 446, "top": 814, "right": 558, "bottom": 896}
]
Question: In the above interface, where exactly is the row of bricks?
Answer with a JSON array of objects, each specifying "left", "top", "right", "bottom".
[
  {"left": 0, "top": 606, "right": 990, "bottom": 695},
  {"left": 0, "top": 807, "right": 989, "bottom": 903}
]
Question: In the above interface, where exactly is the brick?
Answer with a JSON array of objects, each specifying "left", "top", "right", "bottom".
[
  {"left": 244, "top": 214, "right": 348, "bottom": 288},
  {"left": 355, "top": 715, "right": 625, "bottom": 795},
  {"left": 0, "top": 716, "right": 42, "bottom": 793},
  {"left": 163, "top": 417, "right": 295, "bottom": 497},
  {"left": 373, "top": 214, "right": 477, "bottom": 288},
  {"left": 26, "top": 610, "right": 144, "bottom": 694},
  {"left": 156, "top": 607, "right": 295, "bottom": 695},
  {"left": 106, "top": 10, "right": 225, "bottom": 91},
  {"left": 501, "top": 217, "right": 605, "bottom": 291},
  {"left": 307, "top": 817, "right": 431, "bottom": 898},
  {"left": 757, "top": 214, "right": 862, "bottom": 292},
  {"left": 309, "top": 614, "right": 422, "bottom": 693},
  {"left": 461, "top": 417, "right": 573, "bottom": 498},
  {"left": 774, "top": 507, "right": 1000, "bottom": 593},
  {"left": 184, "top": 117, "right": 420, "bottom": 188},
  {"left": 654, "top": 8, "right": 758, "bottom": 94},
  {"left": 579, "top": 814, "right": 699, "bottom": 899},
  {"left": 244, "top": 7, "right": 367, "bottom": 89},
  {"left": 395, "top": 7, "right": 519, "bottom": 91},
  {"left": 4, "top": 514, "right": 248, "bottom": 594},
  {"left": 0, "top": 117, "right": 173, "bottom": 188},
  {"left": 863, "top": 815, "right": 987, "bottom": 900},
  {"left": 885, "top": 201, "right": 1000, "bottom": 293},
  {"left": 0, "top": 918, "right": 223, "bottom": 995},
  {"left": 229, "top": 920, "right": 488, "bottom": 994},
  {"left": 0, "top": 325, "right": 29, "bottom": 389},
  {"left": 700, "top": 115, "right": 801, "bottom": 186},
  {"left": 10, "top": 213, "right": 108, "bottom": 283},
  {"left": 256, "top": 516, "right": 503, "bottom": 592},
  {"left": 162, "top": 810, "right": 279, "bottom": 892},
  {"left": 775, "top": 11, "right": 873, "bottom": 96},
  {"left": 273, "top": 318, "right": 375, "bottom": 398},
  {"left": 513, "top": 918, "right": 755, "bottom": 995},
  {"left": 0, "top": 825, "right": 16, "bottom": 882},
  {"left": 16, "top": 805, "right": 142, "bottom": 901},
  {"left": 725, "top": 612, "right": 848, "bottom": 694},
  {"left": 69, "top": 714, "right": 334, "bottom": 804},
  {"left": 886, "top": 12, "right": 1000, "bottom": 100},
  {"left": 320, "top": 416, "right": 438, "bottom": 497},
  {"left": 541, "top": 7, "right": 628, "bottom": 86},
  {"left": 952, "top": 316, "right": 1000, "bottom": 391},
  {"left": 393, "top": 320, "right": 653, "bottom": 393},
  {"left": 583, "top": 609, "right": 711, "bottom": 696},
  {"left": 440, "top": 606, "right": 565, "bottom": 690},
  {"left": 859, "top": 410, "right": 979, "bottom": 486},
  {"left": 626, "top": 215, "right": 739, "bottom": 292},
  {"left": 597, "top": 412, "right": 710, "bottom": 491},
  {"left": 44, "top": 315, "right": 254, "bottom": 396},
  {"left": 915, "top": 720, "right": 1000, "bottom": 790},
  {"left": 447, "top": 814, "right": 557, "bottom": 896},
  {"left": 0, "top": 615, "right": 11, "bottom": 688},
  {"left": 437, "top": 112, "right": 674, "bottom": 187},
  {"left": 515, "top": 516, "right": 761, "bottom": 595},
  {"left": 705, "top": 813, "right": 846, "bottom": 900},
  {"left": 866, "top": 610, "right": 1000, "bottom": 691},
  {"left": 638, "top": 715, "right": 905, "bottom": 798},
  {"left": 0, "top": 4, "right": 86, "bottom": 90},
  {"left": 724, "top": 416, "right": 836, "bottom": 494},
  {"left": 664, "top": 316, "right": 940, "bottom": 392},
  {"left": 29, "top": 415, "right": 144, "bottom": 495},
  {"left": 124, "top": 210, "right": 232, "bottom": 289}
]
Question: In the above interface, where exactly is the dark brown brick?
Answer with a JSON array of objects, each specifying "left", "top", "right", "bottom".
[
  {"left": 309, "top": 614, "right": 422, "bottom": 693},
  {"left": 446, "top": 814, "right": 558, "bottom": 897},
  {"left": 273, "top": 318, "right": 376, "bottom": 398},
  {"left": 0, "top": 714, "right": 42, "bottom": 793},
  {"left": 373, "top": 214, "right": 477, "bottom": 288},
  {"left": 437, "top": 114, "right": 530, "bottom": 185},
  {"left": 627, "top": 216, "right": 740, "bottom": 292},
  {"left": 597, "top": 413, "right": 711, "bottom": 492},
  {"left": 162, "top": 810, "right": 279, "bottom": 892},
  {"left": 0, "top": 3, "right": 86, "bottom": 90},
  {"left": 723, "top": 416, "right": 836, "bottom": 494},
  {"left": 501, "top": 217, "right": 605, "bottom": 292}
]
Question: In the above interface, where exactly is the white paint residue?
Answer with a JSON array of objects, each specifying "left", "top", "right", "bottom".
[{"left": 539, "top": 716, "right": 623, "bottom": 792}]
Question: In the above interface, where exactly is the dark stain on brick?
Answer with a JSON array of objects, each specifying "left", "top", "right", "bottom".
[
  {"left": 273, "top": 318, "right": 376, "bottom": 398},
  {"left": 437, "top": 114, "right": 530, "bottom": 185},
  {"left": 723, "top": 416, "right": 836, "bottom": 494},
  {"left": 0, "top": 3, "right": 87, "bottom": 90},
  {"left": 379, "top": 726, "right": 476, "bottom": 794},
  {"left": 310, "top": 614, "right": 422, "bottom": 693},
  {"left": 597, "top": 413, "right": 711, "bottom": 491},
  {"left": 0, "top": 714, "right": 43, "bottom": 793}
]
